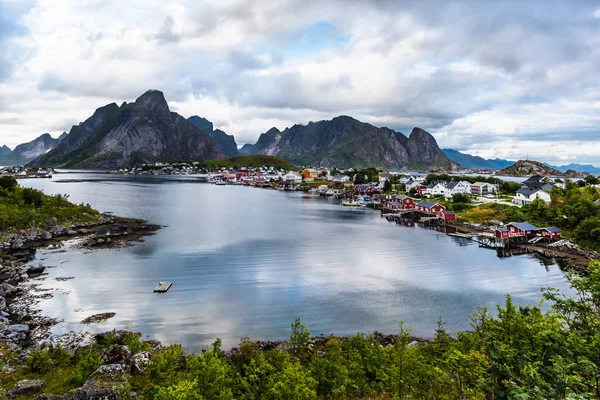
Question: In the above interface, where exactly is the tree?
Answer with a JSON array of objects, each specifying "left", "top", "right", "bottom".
[
  {"left": 452, "top": 193, "right": 470, "bottom": 203},
  {"left": 0, "top": 176, "right": 17, "bottom": 190},
  {"left": 383, "top": 180, "right": 392, "bottom": 192}
]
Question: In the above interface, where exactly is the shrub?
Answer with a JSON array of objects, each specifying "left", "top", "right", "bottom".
[
  {"left": 27, "top": 349, "right": 53, "bottom": 373},
  {"left": 0, "top": 176, "right": 17, "bottom": 190}
]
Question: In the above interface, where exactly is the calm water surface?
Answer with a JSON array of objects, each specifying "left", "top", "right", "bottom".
[{"left": 21, "top": 174, "right": 572, "bottom": 351}]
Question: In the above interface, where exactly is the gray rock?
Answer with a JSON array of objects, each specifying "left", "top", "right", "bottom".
[
  {"left": 27, "top": 264, "right": 46, "bottom": 276},
  {"left": 0, "top": 297, "right": 6, "bottom": 312},
  {"left": 7, "top": 324, "right": 29, "bottom": 334},
  {"left": 67, "top": 230, "right": 78, "bottom": 236},
  {"left": 130, "top": 351, "right": 151, "bottom": 375},
  {"left": 101, "top": 344, "right": 132, "bottom": 366},
  {"left": 407, "top": 340, "right": 419, "bottom": 347},
  {"left": 1, "top": 283, "right": 18, "bottom": 297},
  {"left": 96, "top": 238, "right": 105, "bottom": 244},
  {"left": 42, "top": 231, "right": 53, "bottom": 240},
  {"left": 75, "top": 364, "right": 126, "bottom": 400},
  {"left": 9, "top": 379, "right": 44, "bottom": 396},
  {"left": 11, "top": 239, "right": 24, "bottom": 249}
]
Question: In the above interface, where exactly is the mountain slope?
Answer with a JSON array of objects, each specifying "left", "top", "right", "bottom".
[
  {"left": 443, "top": 149, "right": 515, "bottom": 170},
  {"left": 187, "top": 116, "right": 239, "bottom": 157},
  {"left": 0, "top": 133, "right": 66, "bottom": 166},
  {"left": 497, "top": 160, "right": 584, "bottom": 177},
  {"left": 29, "top": 90, "right": 224, "bottom": 168},
  {"left": 545, "top": 163, "right": 600, "bottom": 175},
  {"left": 242, "top": 116, "right": 458, "bottom": 170}
]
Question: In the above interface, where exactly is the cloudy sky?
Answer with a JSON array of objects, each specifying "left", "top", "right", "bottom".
[{"left": 1, "top": 0, "right": 599, "bottom": 165}]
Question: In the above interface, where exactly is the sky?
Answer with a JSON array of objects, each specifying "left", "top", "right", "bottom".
[{"left": 0, "top": 0, "right": 599, "bottom": 166}]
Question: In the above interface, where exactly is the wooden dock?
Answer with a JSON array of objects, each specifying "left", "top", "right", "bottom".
[{"left": 154, "top": 281, "right": 172, "bottom": 293}]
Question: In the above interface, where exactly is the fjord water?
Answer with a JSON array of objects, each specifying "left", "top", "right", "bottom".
[{"left": 23, "top": 175, "right": 571, "bottom": 351}]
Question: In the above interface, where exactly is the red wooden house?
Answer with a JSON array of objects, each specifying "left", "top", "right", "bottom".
[
  {"left": 416, "top": 201, "right": 446, "bottom": 214},
  {"left": 505, "top": 222, "right": 539, "bottom": 237},
  {"left": 380, "top": 196, "right": 416, "bottom": 211},
  {"left": 439, "top": 210, "right": 456, "bottom": 222},
  {"left": 540, "top": 227, "right": 562, "bottom": 240}
]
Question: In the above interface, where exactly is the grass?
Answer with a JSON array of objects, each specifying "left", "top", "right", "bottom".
[
  {"left": 200, "top": 155, "right": 299, "bottom": 170},
  {"left": 0, "top": 176, "right": 101, "bottom": 235},
  {"left": 457, "top": 203, "right": 509, "bottom": 224}
]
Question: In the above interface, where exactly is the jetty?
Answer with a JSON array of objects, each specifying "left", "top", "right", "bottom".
[{"left": 154, "top": 281, "right": 173, "bottom": 293}]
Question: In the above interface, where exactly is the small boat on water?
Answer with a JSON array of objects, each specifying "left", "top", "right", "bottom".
[{"left": 342, "top": 198, "right": 367, "bottom": 207}]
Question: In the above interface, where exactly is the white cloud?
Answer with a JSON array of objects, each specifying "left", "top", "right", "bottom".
[{"left": 0, "top": 0, "right": 599, "bottom": 165}]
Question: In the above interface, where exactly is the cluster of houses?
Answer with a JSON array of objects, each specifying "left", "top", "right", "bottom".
[
  {"left": 494, "top": 222, "right": 562, "bottom": 241},
  {"left": 0, "top": 166, "right": 53, "bottom": 178},
  {"left": 512, "top": 175, "right": 563, "bottom": 205},
  {"left": 380, "top": 195, "right": 457, "bottom": 222}
]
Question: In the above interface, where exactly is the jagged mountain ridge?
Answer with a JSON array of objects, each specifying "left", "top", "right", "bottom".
[
  {"left": 29, "top": 90, "right": 225, "bottom": 168},
  {"left": 241, "top": 116, "right": 458, "bottom": 170},
  {"left": 0, "top": 133, "right": 67, "bottom": 166},
  {"left": 187, "top": 116, "right": 239, "bottom": 157}
]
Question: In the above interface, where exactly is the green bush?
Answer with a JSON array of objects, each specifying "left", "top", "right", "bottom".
[{"left": 27, "top": 349, "right": 53, "bottom": 373}]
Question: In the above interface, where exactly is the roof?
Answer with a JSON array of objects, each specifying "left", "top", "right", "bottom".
[
  {"left": 496, "top": 227, "right": 510, "bottom": 233},
  {"left": 333, "top": 174, "right": 349, "bottom": 179},
  {"left": 595, "top": 199, "right": 600, "bottom": 206},
  {"left": 279, "top": 180, "right": 295, "bottom": 185},
  {"left": 523, "top": 175, "right": 545, "bottom": 184},
  {"left": 542, "top": 227, "right": 562, "bottom": 233},
  {"left": 472, "top": 181, "right": 490, "bottom": 186},
  {"left": 446, "top": 182, "right": 459, "bottom": 189},
  {"left": 442, "top": 210, "right": 456, "bottom": 215},
  {"left": 508, "top": 222, "right": 539, "bottom": 231},
  {"left": 516, "top": 188, "right": 541, "bottom": 197},
  {"left": 417, "top": 201, "right": 438, "bottom": 208}
]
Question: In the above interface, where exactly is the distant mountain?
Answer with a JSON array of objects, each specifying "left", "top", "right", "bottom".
[
  {"left": 545, "top": 163, "right": 600, "bottom": 175},
  {"left": 188, "top": 116, "right": 239, "bottom": 157},
  {"left": 241, "top": 116, "right": 458, "bottom": 170},
  {"left": 0, "top": 145, "right": 11, "bottom": 158},
  {"left": 497, "top": 160, "right": 585, "bottom": 178},
  {"left": 0, "top": 133, "right": 67, "bottom": 166},
  {"left": 239, "top": 143, "right": 255, "bottom": 155},
  {"left": 443, "top": 149, "right": 514, "bottom": 170},
  {"left": 29, "top": 90, "right": 224, "bottom": 169}
]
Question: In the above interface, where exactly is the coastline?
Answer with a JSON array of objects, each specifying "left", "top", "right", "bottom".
[{"left": 0, "top": 215, "right": 161, "bottom": 354}]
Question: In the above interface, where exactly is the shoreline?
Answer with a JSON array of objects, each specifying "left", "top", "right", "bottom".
[{"left": 0, "top": 215, "right": 161, "bottom": 353}]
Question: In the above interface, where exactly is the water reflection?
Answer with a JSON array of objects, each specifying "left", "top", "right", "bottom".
[{"left": 20, "top": 175, "right": 573, "bottom": 351}]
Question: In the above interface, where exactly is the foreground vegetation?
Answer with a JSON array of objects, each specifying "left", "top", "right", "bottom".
[
  {"left": 0, "top": 176, "right": 100, "bottom": 233},
  {"left": 2, "top": 260, "right": 600, "bottom": 398}
]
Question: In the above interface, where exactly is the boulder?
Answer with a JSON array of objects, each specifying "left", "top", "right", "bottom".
[
  {"left": 75, "top": 364, "right": 126, "bottom": 400},
  {"left": 42, "top": 231, "right": 53, "bottom": 240},
  {"left": 0, "top": 296, "right": 5, "bottom": 311},
  {"left": 7, "top": 324, "right": 29, "bottom": 334},
  {"left": 11, "top": 239, "right": 24, "bottom": 249},
  {"left": 1, "top": 282, "right": 17, "bottom": 297},
  {"left": 101, "top": 344, "right": 132, "bottom": 366},
  {"left": 67, "top": 230, "right": 78, "bottom": 236},
  {"left": 26, "top": 264, "right": 46, "bottom": 276},
  {"left": 9, "top": 379, "right": 44, "bottom": 396},
  {"left": 130, "top": 351, "right": 151, "bottom": 375}
]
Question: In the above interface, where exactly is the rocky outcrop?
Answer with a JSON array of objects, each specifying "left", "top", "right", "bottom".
[
  {"left": 497, "top": 160, "right": 585, "bottom": 177},
  {"left": 0, "top": 133, "right": 66, "bottom": 166},
  {"left": 29, "top": 90, "right": 225, "bottom": 169},
  {"left": 130, "top": 351, "right": 152, "bottom": 375},
  {"left": 241, "top": 116, "right": 458, "bottom": 170},
  {"left": 75, "top": 364, "right": 126, "bottom": 400},
  {"left": 8, "top": 379, "right": 45, "bottom": 397},
  {"left": 188, "top": 115, "right": 240, "bottom": 157}
]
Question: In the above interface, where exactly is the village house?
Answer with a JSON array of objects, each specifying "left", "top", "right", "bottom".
[
  {"left": 444, "top": 181, "right": 472, "bottom": 198},
  {"left": 332, "top": 174, "right": 351, "bottom": 183},
  {"left": 381, "top": 195, "right": 416, "bottom": 211},
  {"left": 513, "top": 188, "right": 551, "bottom": 205},
  {"left": 283, "top": 172, "right": 303, "bottom": 183},
  {"left": 471, "top": 182, "right": 498, "bottom": 196},
  {"left": 301, "top": 168, "right": 319, "bottom": 180},
  {"left": 416, "top": 200, "right": 446, "bottom": 214},
  {"left": 440, "top": 210, "right": 457, "bottom": 222}
]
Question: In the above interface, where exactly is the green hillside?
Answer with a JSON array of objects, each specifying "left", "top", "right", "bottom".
[{"left": 201, "top": 155, "right": 298, "bottom": 170}]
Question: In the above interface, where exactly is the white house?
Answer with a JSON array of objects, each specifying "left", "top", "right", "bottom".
[
  {"left": 471, "top": 182, "right": 498, "bottom": 195},
  {"left": 283, "top": 172, "right": 303, "bottom": 183},
  {"left": 444, "top": 181, "right": 472, "bottom": 198},
  {"left": 333, "top": 174, "right": 351, "bottom": 183},
  {"left": 513, "top": 188, "right": 551, "bottom": 205}
]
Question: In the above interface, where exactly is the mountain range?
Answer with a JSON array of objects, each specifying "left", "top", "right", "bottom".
[
  {"left": 0, "top": 133, "right": 67, "bottom": 166},
  {"left": 29, "top": 90, "right": 224, "bottom": 169},
  {"left": 497, "top": 160, "right": 585, "bottom": 178},
  {"left": 239, "top": 116, "right": 458, "bottom": 170},
  {"left": 443, "top": 149, "right": 600, "bottom": 175}
]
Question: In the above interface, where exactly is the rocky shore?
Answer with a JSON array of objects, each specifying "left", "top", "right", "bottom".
[{"left": 0, "top": 214, "right": 161, "bottom": 354}]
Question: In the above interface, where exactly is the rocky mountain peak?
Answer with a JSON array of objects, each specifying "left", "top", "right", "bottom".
[
  {"left": 133, "top": 90, "right": 170, "bottom": 118},
  {"left": 188, "top": 116, "right": 213, "bottom": 134}
]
